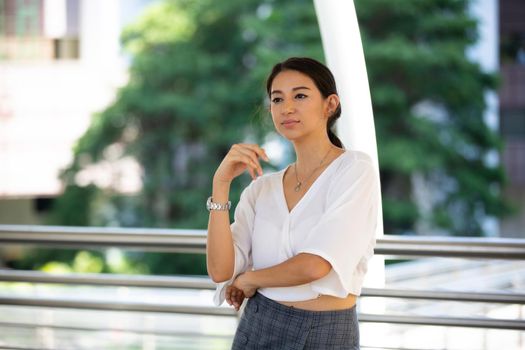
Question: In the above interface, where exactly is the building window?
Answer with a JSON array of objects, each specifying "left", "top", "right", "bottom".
[
  {"left": 33, "top": 196, "right": 55, "bottom": 213},
  {"left": 0, "top": 0, "right": 79, "bottom": 60}
]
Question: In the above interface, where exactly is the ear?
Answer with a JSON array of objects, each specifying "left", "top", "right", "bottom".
[{"left": 324, "top": 94, "right": 340, "bottom": 118}]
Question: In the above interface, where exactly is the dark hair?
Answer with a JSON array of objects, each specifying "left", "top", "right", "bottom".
[{"left": 265, "top": 56, "right": 344, "bottom": 149}]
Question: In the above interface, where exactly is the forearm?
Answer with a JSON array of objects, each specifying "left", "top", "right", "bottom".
[
  {"left": 206, "top": 178, "right": 234, "bottom": 282},
  {"left": 247, "top": 253, "right": 330, "bottom": 289}
]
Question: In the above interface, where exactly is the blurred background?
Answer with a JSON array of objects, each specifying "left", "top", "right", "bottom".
[{"left": 0, "top": 0, "right": 524, "bottom": 349}]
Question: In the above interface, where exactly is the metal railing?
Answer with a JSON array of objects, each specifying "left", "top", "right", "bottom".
[
  {"left": 2, "top": 224, "right": 524, "bottom": 258},
  {"left": 1, "top": 224, "right": 524, "bottom": 331}
]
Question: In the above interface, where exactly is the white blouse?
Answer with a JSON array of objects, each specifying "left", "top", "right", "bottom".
[{"left": 212, "top": 149, "right": 380, "bottom": 307}]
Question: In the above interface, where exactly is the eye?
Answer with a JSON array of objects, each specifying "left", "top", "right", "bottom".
[
  {"left": 271, "top": 97, "right": 283, "bottom": 103},
  {"left": 295, "top": 93, "right": 307, "bottom": 99}
]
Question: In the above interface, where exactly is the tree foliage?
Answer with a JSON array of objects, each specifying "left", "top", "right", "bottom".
[{"left": 355, "top": 0, "right": 515, "bottom": 235}]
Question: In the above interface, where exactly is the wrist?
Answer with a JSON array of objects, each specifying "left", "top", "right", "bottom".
[
  {"left": 212, "top": 177, "right": 231, "bottom": 203},
  {"left": 245, "top": 270, "right": 259, "bottom": 289},
  {"left": 213, "top": 173, "right": 232, "bottom": 185}
]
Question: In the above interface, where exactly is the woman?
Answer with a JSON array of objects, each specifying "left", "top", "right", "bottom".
[{"left": 206, "top": 56, "right": 379, "bottom": 349}]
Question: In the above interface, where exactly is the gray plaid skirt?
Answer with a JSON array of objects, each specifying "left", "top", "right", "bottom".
[{"left": 231, "top": 291, "right": 359, "bottom": 349}]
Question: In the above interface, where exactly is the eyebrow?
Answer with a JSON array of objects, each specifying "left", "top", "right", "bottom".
[{"left": 270, "top": 86, "right": 311, "bottom": 95}]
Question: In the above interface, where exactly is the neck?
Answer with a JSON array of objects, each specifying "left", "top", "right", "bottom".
[{"left": 291, "top": 133, "right": 338, "bottom": 173}]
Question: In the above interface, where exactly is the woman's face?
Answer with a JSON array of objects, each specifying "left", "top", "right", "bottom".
[{"left": 269, "top": 69, "right": 337, "bottom": 142}]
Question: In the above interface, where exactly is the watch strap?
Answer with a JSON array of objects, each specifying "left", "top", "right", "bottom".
[{"left": 207, "top": 196, "right": 231, "bottom": 211}]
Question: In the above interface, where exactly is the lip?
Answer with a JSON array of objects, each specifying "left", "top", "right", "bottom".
[
  {"left": 281, "top": 119, "right": 299, "bottom": 125},
  {"left": 281, "top": 120, "right": 300, "bottom": 129}
]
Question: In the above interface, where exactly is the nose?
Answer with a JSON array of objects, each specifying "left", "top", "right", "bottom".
[{"left": 282, "top": 99, "right": 295, "bottom": 115}]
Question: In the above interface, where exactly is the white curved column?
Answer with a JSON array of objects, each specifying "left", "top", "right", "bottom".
[{"left": 313, "top": 0, "right": 385, "bottom": 306}]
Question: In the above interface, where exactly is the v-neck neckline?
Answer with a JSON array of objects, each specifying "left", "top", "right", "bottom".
[{"left": 280, "top": 150, "right": 348, "bottom": 216}]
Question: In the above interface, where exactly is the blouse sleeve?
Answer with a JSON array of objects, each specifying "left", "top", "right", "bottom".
[
  {"left": 212, "top": 180, "right": 257, "bottom": 306},
  {"left": 295, "top": 157, "right": 380, "bottom": 298}
]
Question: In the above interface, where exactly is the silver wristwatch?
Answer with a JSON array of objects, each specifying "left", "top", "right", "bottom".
[{"left": 206, "top": 196, "right": 231, "bottom": 211}]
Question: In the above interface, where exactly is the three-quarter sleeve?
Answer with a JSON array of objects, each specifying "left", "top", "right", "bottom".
[
  {"left": 295, "top": 158, "right": 380, "bottom": 298},
  {"left": 212, "top": 180, "right": 257, "bottom": 306}
]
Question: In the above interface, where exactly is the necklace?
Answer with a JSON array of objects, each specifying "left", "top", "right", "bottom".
[{"left": 293, "top": 147, "right": 333, "bottom": 192}]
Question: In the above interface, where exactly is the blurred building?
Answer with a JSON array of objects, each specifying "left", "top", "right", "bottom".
[
  {"left": 0, "top": 0, "right": 151, "bottom": 224},
  {"left": 499, "top": 0, "right": 525, "bottom": 238}
]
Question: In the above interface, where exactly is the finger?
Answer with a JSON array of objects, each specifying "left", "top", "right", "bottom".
[
  {"left": 231, "top": 288, "right": 241, "bottom": 306},
  {"left": 246, "top": 166, "right": 256, "bottom": 180},
  {"left": 253, "top": 145, "right": 270, "bottom": 163},
  {"left": 239, "top": 144, "right": 268, "bottom": 169},
  {"left": 235, "top": 295, "right": 243, "bottom": 307},
  {"left": 231, "top": 153, "right": 260, "bottom": 178},
  {"left": 241, "top": 144, "right": 270, "bottom": 162},
  {"left": 227, "top": 286, "right": 236, "bottom": 305},
  {"left": 235, "top": 144, "right": 265, "bottom": 166},
  {"left": 235, "top": 147, "right": 263, "bottom": 176},
  {"left": 243, "top": 159, "right": 258, "bottom": 180},
  {"left": 262, "top": 149, "right": 270, "bottom": 162},
  {"left": 231, "top": 290, "right": 239, "bottom": 307}
]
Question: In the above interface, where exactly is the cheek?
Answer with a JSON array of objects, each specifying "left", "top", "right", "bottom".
[
  {"left": 270, "top": 107, "right": 280, "bottom": 120},
  {"left": 270, "top": 113, "right": 280, "bottom": 128}
]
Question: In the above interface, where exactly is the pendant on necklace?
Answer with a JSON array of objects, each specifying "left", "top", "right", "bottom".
[{"left": 294, "top": 182, "right": 302, "bottom": 192}]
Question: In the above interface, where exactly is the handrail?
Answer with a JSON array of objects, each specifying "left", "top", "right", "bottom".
[
  {"left": 358, "top": 314, "right": 524, "bottom": 331},
  {"left": 0, "top": 321, "right": 233, "bottom": 340},
  {"left": 0, "top": 295, "right": 523, "bottom": 330},
  {"left": 0, "top": 224, "right": 205, "bottom": 253},
  {"left": 0, "top": 295, "right": 236, "bottom": 317},
  {"left": 1, "top": 270, "right": 525, "bottom": 304},
  {"left": 0, "top": 269, "right": 213, "bottom": 289},
  {"left": 0, "top": 224, "right": 524, "bottom": 334},
  {"left": 1, "top": 224, "right": 524, "bottom": 259}
]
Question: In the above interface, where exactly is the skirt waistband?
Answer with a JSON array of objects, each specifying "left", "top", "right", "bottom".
[{"left": 249, "top": 291, "right": 357, "bottom": 318}]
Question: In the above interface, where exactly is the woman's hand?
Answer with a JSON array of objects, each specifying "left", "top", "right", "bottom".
[
  {"left": 232, "top": 271, "right": 258, "bottom": 298},
  {"left": 225, "top": 285, "right": 246, "bottom": 311},
  {"left": 225, "top": 271, "right": 258, "bottom": 311},
  {"left": 214, "top": 143, "right": 270, "bottom": 183}
]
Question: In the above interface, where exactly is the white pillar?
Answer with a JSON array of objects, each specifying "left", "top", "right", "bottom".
[{"left": 313, "top": 0, "right": 385, "bottom": 309}]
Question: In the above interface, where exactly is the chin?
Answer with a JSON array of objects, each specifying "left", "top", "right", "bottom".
[{"left": 278, "top": 131, "right": 306, "bottom": 143}]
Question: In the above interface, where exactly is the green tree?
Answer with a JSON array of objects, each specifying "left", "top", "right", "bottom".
[
  {"left": 58, "top": 0, "right": 260, "bottom": 229},
  {"left": 354, "top": 0, "right": 515, "bottom": 235},
  {"left": 38, "top": 0, "right": 270, "bottom": 274}
]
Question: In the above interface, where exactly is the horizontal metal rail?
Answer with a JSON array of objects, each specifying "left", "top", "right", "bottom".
[
  {"left": 1, "top": 269, "right": 525, "bottom": 304},
  {"left": 0, "top": 269, "right": 212, "bottom": 289},
  {"left": 0, "top": 225, "right": 206, "bottom": 253},
  {"left": 362, "top": 287, "right": 525, "bottom": 304},
  {"left": 0, "top": 295, "right": 523, "bottom": 331},
  {"left": 1, "top": 224, "right": 525, "bottom": 259},
  {"left": 0, "top": 224, "right": 524, "bottom": 334},
  {"left": 359, "top": 314, "right": 525, "bottom": 331},
  {"left": 0, "top": 295, "right": 236, "bottom": 317},
  {"left": 0, "top": 321, "right": 233, "bottom": 340}
]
